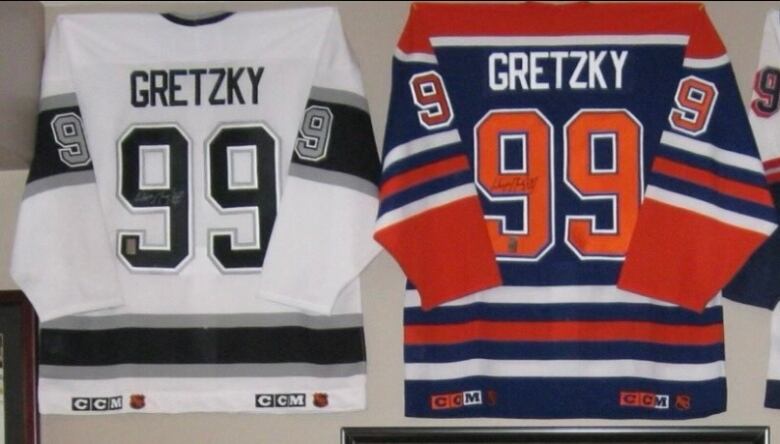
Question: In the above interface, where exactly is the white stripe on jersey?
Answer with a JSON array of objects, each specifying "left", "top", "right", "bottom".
[
  {"left": 660, "top": 131, "right": 765, "bottom": 174},
  {"left": 394, "top": 48, "right": 438, "bottom": 64},
  {"left": 431, "top": 35, "right": 689, "bottom": 47},
  {"left": 376, "top": 184, "right": 475, "bottom": 231},
  {"left": 645, "top": 186, "right": 777, "bottom": 235},
  {"left": 382, "top": 130, "right": 461, "bottom": 171},
  {"left": 403, "top": 286, "right": 722, "bottom": 308},
  {"left": 38, "top": 374, "right": 366, "bottom": 414},
  {"left": 405, "top": 359, "right": 725, "bottom": 381},
  {"left": 683, "top": 55, "right": 730, "bottom": 69}
]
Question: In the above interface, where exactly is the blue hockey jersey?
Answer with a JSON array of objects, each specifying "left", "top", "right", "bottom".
[{"left": 375, "top": 2, "right": 776, "bottom": 419}]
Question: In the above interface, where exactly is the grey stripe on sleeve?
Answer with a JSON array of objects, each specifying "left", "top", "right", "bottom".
[
  {"left": 24, "top": 170, "right": 96, "bottom": 200},
  {"left": 309, "top": 86, "right": 369, "bottom": 113},
  {"left": 39, "top": 92, "right": 79, "bottom": 112}
]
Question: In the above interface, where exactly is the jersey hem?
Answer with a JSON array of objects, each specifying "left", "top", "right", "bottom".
[
  {"left": 256, "top": 290, "right": 333, "bottom": 315},
  {"left": 36, "top": 296, "right": 125, "bottom": 323},
  {"left": 402, "top": 408, "right": 725, "bottom": 420}
]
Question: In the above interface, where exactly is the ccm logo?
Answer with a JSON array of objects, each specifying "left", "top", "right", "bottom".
[
  {"left": 430, "top": 390, "right": 482, "bottom": 410},
  {"left": 71, "top": 396, "right": 123, "bottom": 412},
  {"left": 619, "top": 391, "right": 669, "bottom": 410},
  {"left": 255, "top": 393, "right": 306, "bottom": 408}
]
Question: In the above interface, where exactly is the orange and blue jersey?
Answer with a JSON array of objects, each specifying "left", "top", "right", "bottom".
[{"left": 376, "top": 2, "right": 777, "bottom": 419}]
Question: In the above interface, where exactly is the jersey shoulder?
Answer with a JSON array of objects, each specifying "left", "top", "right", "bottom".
[{"left": 399, "top": 2, "right": 723, "bottom": 58}]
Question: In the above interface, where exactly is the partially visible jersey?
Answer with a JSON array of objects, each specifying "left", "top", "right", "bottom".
[
  {"left": 11, "top": 9, "right": 380, "bottom": 414},
  {"left": 723, "top": 9, "right": 780, "bottom": 410},
  {"left": 375, "top": 3, "right": 776, "bottom": 419}
]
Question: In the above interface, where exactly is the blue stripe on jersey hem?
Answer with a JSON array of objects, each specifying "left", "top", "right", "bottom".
[
  {"left": 378, "top": 171, "right": 474, "bottom": 215},
  {"left": 404, "top": 302, "right": 723, "bottom": 325},
  {"left": 404, "top": 341, "right": 724, "bottom": 364},
  {"left": 765, "top": 380, "right": 780, "bottom": 409},
  {"left": 650, "top": 175, "right": 777, "bottom": 222},
  {"left": 381, "top": 146, "right": 465, "bottom": 183},
  {"left": 405, "top": 377, "right": 726, "bottom": 419},
  {"left": 655, "top": 149, "right": 768, "bottom": 187}
]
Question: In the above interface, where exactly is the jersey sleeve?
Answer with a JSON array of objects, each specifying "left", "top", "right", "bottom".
[
  {"left": 373, "top": 6, "right": 501, "bottom": 311},
  {"left": 256, "top": 10, "right": 381, "bottom": 314},
  {"left": 10, "top": 20, "right": 124, "bottom": 322},
  {"left": 723, "top": 9, "right": 780, "bottom": 311},
  {"left": 617, "top": 7, "right": 778, "bottom": 313},
  {"left": 721, "top": 10, "right": 780, "bottom": 410}
]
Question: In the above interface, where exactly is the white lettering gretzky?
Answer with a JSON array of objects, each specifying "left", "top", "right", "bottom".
[{"left": 489, "top": 50, "right": 628, "bottom": 91}]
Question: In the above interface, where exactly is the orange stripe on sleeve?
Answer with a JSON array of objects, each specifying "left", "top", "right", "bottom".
[
  {"left": 375, "top": 197, "right": 501, "bottom": 310},
  {"left": 764, "top": 158, "right": 780, "bottom": 170},
  {"left": 618, "top": 199, "right": 768, "bottom": 312},
  {"left": 653, "top": 157, "right": 774, "bottom": 206},
  {"left": 380, "top": 155, "right": 470, "bottom": 199}
]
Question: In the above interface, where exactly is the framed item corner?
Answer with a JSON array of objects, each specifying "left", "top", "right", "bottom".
[{"left": 0, "top": 290, "right": 37, "bottom": 444}]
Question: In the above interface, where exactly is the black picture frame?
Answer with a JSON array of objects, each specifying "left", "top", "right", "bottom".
[
  {"left": 341, "top": 427, "right": 769, "bottom": 444},
  {"left": 0, "top": 290, "right": 37, "bottom": 444}
]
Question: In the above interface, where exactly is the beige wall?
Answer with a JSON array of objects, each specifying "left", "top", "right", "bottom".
[
  {"left": 1, "top": 1, "right": 780, "bottom": 442},
  {"left": 0, "top": 2, "right": 43, "bottom": 170}
]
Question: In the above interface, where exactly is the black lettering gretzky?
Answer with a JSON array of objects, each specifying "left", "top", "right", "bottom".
[{"left": 130, "top": 67, "right": 264, "bottom": 107}]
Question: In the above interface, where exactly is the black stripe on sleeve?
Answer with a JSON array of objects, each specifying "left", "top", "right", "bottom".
[
  {"left": 27, "top": 105, "right": 93, "bottom": 184},
  {"left": 292, "top": 99, "right": 380, "bottom": 186}
]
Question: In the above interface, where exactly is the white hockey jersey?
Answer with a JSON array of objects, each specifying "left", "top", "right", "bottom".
[{"left": 11, "top": 8, "right": 380, "bottom": 414}]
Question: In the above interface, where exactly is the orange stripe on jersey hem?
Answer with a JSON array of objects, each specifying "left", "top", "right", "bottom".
[
  {"left": 404, "top": 320, "right": 724, "bottom": 346},
  {"left": 380, "top": 155, "right": 470, "bottom": 199},
  {"left": 653, "top": 157, "right": 773, "bottom": 207}
]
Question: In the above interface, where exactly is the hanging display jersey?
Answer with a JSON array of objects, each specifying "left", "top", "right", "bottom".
[
  {"left": 375, "top": 2, "right": 777, "bottom": 419},
  {"left": 11, "top": 8, "right": 381, "bottom": 414},
  {"left": 723, "top": 9, "right": 780, "bottom": 411}
]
